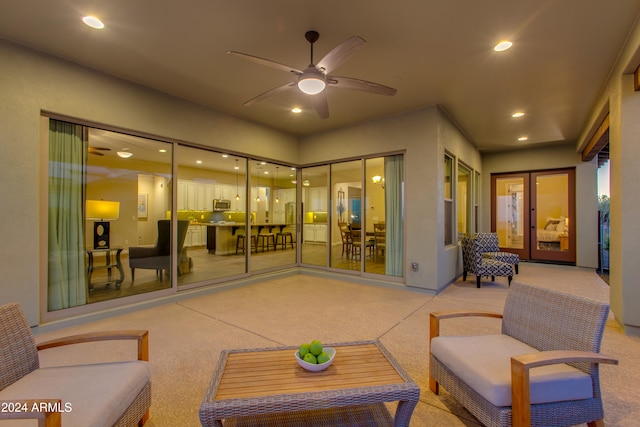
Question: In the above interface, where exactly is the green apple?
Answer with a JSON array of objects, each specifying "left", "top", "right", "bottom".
[
  {"left": 309, "top": 340, "right": 323, "bottom": 356},
  {"left": 316, "top": 351, "right": 330, "bottom": 364},
  {"left": 303, "top": 352, "right": 317, "bottom": 364},
  {"left": 299, "top": 343, "right": 310, "bottom": 358}
]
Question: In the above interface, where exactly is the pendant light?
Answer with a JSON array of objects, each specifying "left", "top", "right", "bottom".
[
  {"left": 275, "top": 166, "right": 280, "bottom": 203},
  {"left": 234, "top": 159, "right": 240, "bottom": 201}
]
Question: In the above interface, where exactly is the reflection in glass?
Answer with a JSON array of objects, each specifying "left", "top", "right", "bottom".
[
  {"left": 495, "top": 177, "right": 524, "bottom": 249},
  {"left": 457, "top": 164, "right": 471, "bottom": 236}
]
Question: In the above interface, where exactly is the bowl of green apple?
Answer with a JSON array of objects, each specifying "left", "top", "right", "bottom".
[{"left": 295, "top": 340, "right": 335, "bottom": 372}]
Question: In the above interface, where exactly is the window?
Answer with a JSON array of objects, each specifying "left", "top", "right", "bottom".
[
  {"left": 444, "top": 154, "right": 453, "bottom": 245},
  {"left": 457, "top": 163, "right": 471, "bottom": 236}
]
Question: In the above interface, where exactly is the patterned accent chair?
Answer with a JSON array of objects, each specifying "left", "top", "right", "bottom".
[
  {"left": 475, "top": 232, "right": 520, "bottom": 274},
  {"left": 461, "top": 235, "right": 514, "bottom": 288}
]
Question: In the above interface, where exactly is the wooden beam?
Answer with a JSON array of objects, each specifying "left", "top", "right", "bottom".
[{"left": 582, "top": 113, "right": 609, "bottom": 162}]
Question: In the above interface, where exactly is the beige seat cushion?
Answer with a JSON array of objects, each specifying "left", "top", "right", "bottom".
[
  {"left": 431, "top": 334, "right": 592, "bottom": 407},
  {"left": 0, "top": 361, "right": 150, "bottom": 427}
]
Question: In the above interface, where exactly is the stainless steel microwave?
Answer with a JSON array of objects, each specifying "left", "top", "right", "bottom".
[{"left": 213, "top": 199, "right": 231, "bottom": 211}]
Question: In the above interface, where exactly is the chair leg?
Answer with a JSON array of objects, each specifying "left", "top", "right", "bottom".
[
  {"left": 491, "top": 275, "right": 495, "bottom": 281},
  {"left": 515, "top": 264, "right": 519, "bottom": 274},
  {"left": 131, "top": 268, "right": 135, "bottom": 282},
  {"left": 138, "top": 409, "right": 150, "bottom": 426},
  {"left": 587, "top": 420, "right": 605, "bottom": 427},
  {"left": 463, "top": 269, "right": 467, "bottom": 281},
  {"left": 508, "top": 275, "right": 512, "bottom": 286},
  {"left": 476, "top": 276, "right": 481, "bottom": 288}
]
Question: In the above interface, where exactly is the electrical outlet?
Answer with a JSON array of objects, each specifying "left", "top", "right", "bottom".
[{"left": 411, "top": 262, "right": 419, "bottom": 271}]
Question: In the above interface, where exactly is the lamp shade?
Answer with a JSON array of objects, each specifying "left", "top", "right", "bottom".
[{"left": 86, "top": 200, "right": 120, "bottom": 220}]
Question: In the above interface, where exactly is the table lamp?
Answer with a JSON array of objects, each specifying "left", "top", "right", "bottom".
[{"left": 86, "top": 200, "right": 120, "bottom": 249}]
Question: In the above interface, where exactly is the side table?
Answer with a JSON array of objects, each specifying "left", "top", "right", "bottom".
[{"left": 87, "top": 247, "right": 124, "bottom": 290}]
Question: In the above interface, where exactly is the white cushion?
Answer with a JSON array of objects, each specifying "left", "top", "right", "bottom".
[
  {"left": 0, "top": 361, "right": 150, "bottom": 427},
  {"left": 431, "top": 334, "right": 592, "bottom": 407}
]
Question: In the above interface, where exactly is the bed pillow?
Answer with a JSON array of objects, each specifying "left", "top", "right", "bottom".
[{"left": 544, "top": 220, "right": 559, "bottom": 231}]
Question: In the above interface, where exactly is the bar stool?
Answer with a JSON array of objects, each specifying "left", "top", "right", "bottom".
[
  {"left": 275, "top": 231, "right": 294, "bottom": 250},
  {"left": 256, "top": 233, "right": 276, "bottom": 252},
  {"left": 235, "top": 234, "right": 257, "bottom": 254}
]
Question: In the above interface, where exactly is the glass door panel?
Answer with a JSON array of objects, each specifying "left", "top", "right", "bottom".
[
  {"left": 301, "top": 166, "right": 329, "bottom": 267},
  {"left": 176, "top": 147, "right": 247, "bottom": 286},
  {"left": 491, "top": 173, "right": 530, "bottom": 260},
  {"left": 330, "top": 160, "right": 362, "bottom": 272},
  {"left": 249, "top": 160, "right": 297, "bottom": 272},
  {"left": 530, "top": 169, "right": 575, "bottom": 263}
]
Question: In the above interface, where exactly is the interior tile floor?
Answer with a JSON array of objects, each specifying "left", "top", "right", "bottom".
[{"left": 39, "top": 262, "right": 640, "bottom": 426}]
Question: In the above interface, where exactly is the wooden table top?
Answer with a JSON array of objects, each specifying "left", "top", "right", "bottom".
[{"left": 214, "top": 342, "right": 404, "bottom": 400}]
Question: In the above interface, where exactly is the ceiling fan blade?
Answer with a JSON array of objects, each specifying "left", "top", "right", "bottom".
[
  {"left": 228, "top": 51, "right": 303, "bottom": 75},
  {"left": 317, "top": 36, "right": 366, "bottom": 74},
  {"left": 244, "top": 82, "right": 297, "bottom": 106},
  {"left": 311, "top": 92, "right": 329, "bottom": 119},
  {"left": 329, "top": 76, "right": 397, "bottom": 96}
]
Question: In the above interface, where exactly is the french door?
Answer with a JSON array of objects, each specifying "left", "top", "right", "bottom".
[{"left": 491, "top": 169, "right": 575, "bottom": 264}]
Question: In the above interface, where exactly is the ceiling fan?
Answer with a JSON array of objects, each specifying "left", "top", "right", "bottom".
[
  {"left": 228, "top": 31, "right": 397, "bottom": 119},
  {"left": 88, "top": 146, "right": 111, "bottom": 156}
]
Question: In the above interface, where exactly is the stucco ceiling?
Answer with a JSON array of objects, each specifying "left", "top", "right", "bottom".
[{"left": 1, "top": 0, "right": 639, "bottom": 152}]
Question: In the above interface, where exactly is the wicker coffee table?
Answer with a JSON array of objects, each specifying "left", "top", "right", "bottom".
[{"left": 199, "top": 340, "right": 420, "bottom": 427}]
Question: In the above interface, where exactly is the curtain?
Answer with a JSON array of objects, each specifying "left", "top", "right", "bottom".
[
  {"left": 48, "top": 119, "right": 87, "bottom": 310},
  {"left": 384, "top": 155, "right": 404, "bottom": 276}
]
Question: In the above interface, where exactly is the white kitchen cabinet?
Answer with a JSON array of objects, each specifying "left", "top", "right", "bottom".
[
  {"left": 304, "top": 187, "right": 327, "bottom": 212},
  {"left": 186, "top": 225, "right": 206, "bottom": 247},
  {"left": 196, "top": 183, "right": 214, "bottom": 211},
  {"left": 303, "top": 224, "right": 327, "bottom": 243}
]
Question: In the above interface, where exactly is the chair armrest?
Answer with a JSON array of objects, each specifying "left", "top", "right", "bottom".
[
  {"left": 430, "top": 310, "right": 503, "bottom": 340},
  {"left": 0, "top": 399, "right": 62, "bottom": 426},
  {"left": 37, "top": 330, "right": 149, "bottom": 361},
  {"left": 510, "top": 350, "right": 618, "bottom": 427}
]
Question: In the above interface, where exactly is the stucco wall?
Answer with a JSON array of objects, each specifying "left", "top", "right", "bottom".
[
  {"left": 0, "top": 39, "right": 297, "bottom": 324},
  {"left": 300, "top": 106, "right": 481, "bottom": 292}
]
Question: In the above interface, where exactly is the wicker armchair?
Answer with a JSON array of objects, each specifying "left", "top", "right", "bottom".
[
  {"left": 461, "top": 234, "right": 514, "bottom": 288},
  {"left": 0, "top": 303, "right": 151, "bottom": 427},
  {"left": 475, "top": 232, "right": 520, "bottom": 274},
  {"left": 429, "top": 282, "right": 618, "bottom": 427}
]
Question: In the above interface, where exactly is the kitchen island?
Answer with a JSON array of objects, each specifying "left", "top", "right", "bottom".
[{"left": 205, "top": 223, "right": 289, "bottom": 255}]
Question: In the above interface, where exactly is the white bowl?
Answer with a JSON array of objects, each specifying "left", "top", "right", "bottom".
[{"left": 295, "top": 347, "right": 336, "bottom": 372}]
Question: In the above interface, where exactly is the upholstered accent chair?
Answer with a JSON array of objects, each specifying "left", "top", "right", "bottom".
[
  {"left": 129, "top": 219, "right": 189, "bottom": 282},
  {"left": 461, "top": 234, "right": 514, "bottom": 288},
  {"left": 429, "top": 282, "right": 617, "bottom": 427},
  {"left": 0, "top": 302, "right": 151, "bottom": 427},
  {"left": 475, "top": 232, "right": 520, "bottom": 274}
]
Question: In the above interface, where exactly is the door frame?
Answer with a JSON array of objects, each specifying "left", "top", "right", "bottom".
[{"left": 491, "top": 168, "right": 576, "bottom": 264}]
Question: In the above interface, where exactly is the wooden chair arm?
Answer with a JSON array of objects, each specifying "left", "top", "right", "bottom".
[
  {"left": 0, "top": 399, "right": 62, "bottom": 427},
  {"left": 511, "top": 350, "right": 619, "bottom": 427},
  {"left": 37, "top": 330, "right": 149, "bottom": 361},
  {"left": 430, "top": 310, "right": 503, "bottom": 339}
]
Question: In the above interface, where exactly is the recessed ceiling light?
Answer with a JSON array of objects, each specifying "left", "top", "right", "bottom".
[
  {"left": 518, "top": 136, "right": 528, "bottom": 141},
  {"left": 82, "top": 16, "right": 104, "bottom": 29},
  {"left": 512, "top": 112, "right": 525, "bottom": 118},
  {"left": 291, "top": 107, "right": 302, "bottom": 114},
  {"left": 196, "top": 160, "right": 203, "bottom": 164},
  {"left": 159, "top": 149, "right": 167, "bottom": 153},
  {"left": 494, "top": 41, "right": 513, "bottom": 52},
  {"left": 264, "top": 171, "right": 269, "bottom": 175},
  {"left": 117, "top": 151, "right": 133, "bottom": 158},
  {"left": 222, "top": 154, "right": 228, "bottom": 158}
]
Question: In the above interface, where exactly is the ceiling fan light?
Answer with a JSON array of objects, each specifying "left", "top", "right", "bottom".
[
  {"left": 298, "top": 77, "right": 326, "bottom": 95},
  {"left": 117, "top": 151, "right": 133, "bottom": 158}
]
